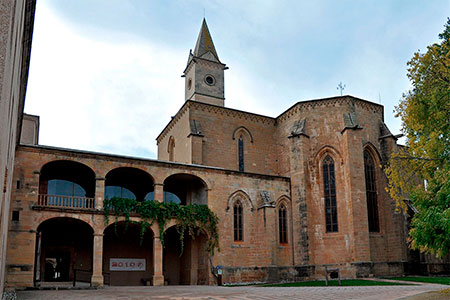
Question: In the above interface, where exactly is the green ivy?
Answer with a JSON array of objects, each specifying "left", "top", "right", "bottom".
[{"left": 103, "top": 197, "right": 219, "bottom": 256}]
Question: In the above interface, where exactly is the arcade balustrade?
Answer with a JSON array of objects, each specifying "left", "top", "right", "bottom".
[{"left": 38, "top": 194, "right": 95, "bottom": 209}]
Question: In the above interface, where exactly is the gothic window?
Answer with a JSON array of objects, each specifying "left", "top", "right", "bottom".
[
  {"left": 238, "top": 136, "right": 244, "bottom": 172},
  {"left": 364, "top": 150, "right": 380, "bottom": 232},
  {"left": 168, "top": 136, "right": 175, "bottom": 162},
  {"left": 279, "top": 204, "right": 288, "bottom": 243},
  {"left": 233, "top": 200, "right": 243, "bottom": 241},
  {"left": 323, "top": 155, "right": 338, "bottom": 232}
]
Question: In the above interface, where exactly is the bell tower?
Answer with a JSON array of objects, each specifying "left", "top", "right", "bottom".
[{"left": 183, "top": 19, "right": 227, "bottom": 107}]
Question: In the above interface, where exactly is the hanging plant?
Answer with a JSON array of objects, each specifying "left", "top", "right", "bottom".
[{"left": 103, "top": 197, "right": 219, "bottom": 256}]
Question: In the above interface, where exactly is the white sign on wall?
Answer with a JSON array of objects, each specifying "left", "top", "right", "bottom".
[{"left": 109, "top": 258, "right": 146, "bottom": 271}]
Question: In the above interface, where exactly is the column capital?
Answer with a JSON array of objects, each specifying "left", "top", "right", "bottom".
[
  {"left": 95, "top": 177, "right": 105, "bottom": 181},
  {"left": 93, "top": 233, "right": 104, "bottom": 237},
  {"left": 154, "top": 182, "right": 164, "bottom": 186}
]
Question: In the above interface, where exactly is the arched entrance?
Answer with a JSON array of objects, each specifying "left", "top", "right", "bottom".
[
  {"left": 35, "top": 218, "right": 93, "bottom": 286},
  {"left": 103, "top": 222, "right": 154, "bottom": 286},
  {"left": 163, "top": 226, "right": 209, "bottom": 285}
]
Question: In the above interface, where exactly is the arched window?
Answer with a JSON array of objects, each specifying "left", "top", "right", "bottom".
[
  {"left": 105, "top": 186, "right": 136, "bottom": 200},
  {"left": 234, "top": 200, "right": 243, "bottom": 241},
  {"left": 364, "top": 150, "right": 379, "bottom": 232},
  {"left": 323, "top": 155, "right": 338, "bottom": 232},
  {"left": 238, "top": 135, "right": 244, "bottom": 171},
  {"left": 168, "top": 137, "right": 175, "bottom": 162},
  {"left": 279, "top": 204, "right": 288, "bottom": 243}
]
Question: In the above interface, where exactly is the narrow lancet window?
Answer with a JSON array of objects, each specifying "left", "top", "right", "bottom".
[
  {"left": 323, "top": 155, "right": 338, "bottom": 232},
  {"left": 279, "top": 204, "right": 288, "bottom": 243},
  {"left": 364, "top": 150, "right": 379, "bottom": 232},
  {"left": 238, "top": 136, "right": 244, "bottom": 171},
  {"left": 168, "top": 137, "right": 175, "bottom": 162},
  {"left": 234, "top": 200, "right": 243, "bottom": 241}
]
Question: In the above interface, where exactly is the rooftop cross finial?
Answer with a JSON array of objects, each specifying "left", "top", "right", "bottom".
[{"left": 337, "top": 82, "right": 346, "bottom": 96}]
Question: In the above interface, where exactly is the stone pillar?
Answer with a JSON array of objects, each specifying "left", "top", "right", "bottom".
[
  {"left": 91, "top": 233, "right": 104, "bottom": 287},
  {"left": 154, "top": 183, "right": 164, "bottom": 203},
  {"left": 152, "top": 236, "right": 164, "bottom": 286},
  {"left": 95, "top": 177, "right": 105, "bottom": 210},
  {"left": 288, "top": 133, "right": 311, "bottom": 266}
]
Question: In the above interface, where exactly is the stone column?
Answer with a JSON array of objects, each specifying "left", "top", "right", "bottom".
[
  {"left": 91, "top": 233, "right": 104, "bottom": 287},
  {"left": 95, "top": 177, "right": 105, "bottom": 210},
  {"left": 152, "top": 236, "right": 164, "bottom": 286},
  {"left": 154, "top": 183, "right": 164, "bottom": 203}
]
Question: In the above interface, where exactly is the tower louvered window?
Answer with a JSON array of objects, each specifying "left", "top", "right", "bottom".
[
  {"left": 364, "top": 150, "right": 380, "bottom": 232},
  {"left": 238, "top": 136, "right": 244, "bottom": 171},
  {"left": 279, "top": 204, "right": 288, "bottom": 243},
  {"left": 234, "top": 200, "right": 243, "bottom": 241},
  {"left": 323, "top": 155, "right": 338, "bottom": 232}
]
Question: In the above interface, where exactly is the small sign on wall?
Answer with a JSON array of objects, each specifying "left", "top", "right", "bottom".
[{"left": 110, "top": 258, "right": 146, "bottom": 271}]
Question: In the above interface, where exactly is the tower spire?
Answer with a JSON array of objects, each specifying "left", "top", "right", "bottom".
[{"left": 193, "top": 18, "right": 219, "bottom": 61}]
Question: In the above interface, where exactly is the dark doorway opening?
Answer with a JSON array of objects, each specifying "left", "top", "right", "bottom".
[
  {"left": 103, "top": 222, "right": 154, "bottom": 286},
  {"left": 36, "top": 218, "right": 93, "bottom": 286},
  {"left": 163, "top": 227, "right": 209, "bottom": 285}
]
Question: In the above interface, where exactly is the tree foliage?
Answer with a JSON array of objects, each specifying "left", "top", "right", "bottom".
[
  {"left": 385, "top": 19, "right": 450, "bottom": 257},
  {"left": 103, "top": 197, "right": 220, "bottom": 256}
]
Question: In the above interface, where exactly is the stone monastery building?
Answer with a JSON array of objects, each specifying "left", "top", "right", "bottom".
[{"left": 6, "top": 18, "right": 413, "bottom": 288}]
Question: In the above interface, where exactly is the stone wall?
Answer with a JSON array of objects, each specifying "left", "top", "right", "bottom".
[
  {"left": 6, "top": 145, "right": 291, "bottom": 287},
  {"left": 0, "top": 0, "right": 35, "bottom": 293}
]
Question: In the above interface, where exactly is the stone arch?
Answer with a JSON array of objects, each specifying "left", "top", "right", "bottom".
[
  {"left": 226, "top": 190, "right": 254, "bottom": 211},
  {"left": 104, "top": 167, "right": 155, "bottom": 201},
  {"left": 163, "top": 173, "right": 208, "bottom": 205},
  {"left": 232, "top": 126, "right": 254, "bottom": 143},
  {"left": 363, "top": 142, "right": 382, "bottom": 166},
  {"left": 275, "top": 195, "right": 291, "bottom": 208},
  {"left": 314, "top": 145, "right": 343, "bottom": 167},
  {"left": 103, "top": 221, "right": 155, "bottom": 286},
  {"left": 38, "top": 159, "right": 96, "bottom": 176},
  {"left": 36, "top": 216, "right": 94, "bottom": 233},
  {"left": 39, "top": 160, "right": 96, "bottom": 202},
  {"left": 35, "top": 217, "right": 94, "bottom": 285}
]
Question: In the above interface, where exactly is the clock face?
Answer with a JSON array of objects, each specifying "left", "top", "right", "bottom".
[{"left": 204, "top": 75, "right": 215, "bottom": 86}]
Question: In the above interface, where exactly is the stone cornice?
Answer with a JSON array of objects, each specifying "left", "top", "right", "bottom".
[
  {"left": 156, "top": 101, "right": 276, "bottom": 143},
  {"left": 188, "top": 101, "right": 276, "bottom": 125},
  {"left": 17, "top": 144, "right": 289, "bottom": 182},
  {"left": 276, "top": 96, "right": 384, "bottom": 123},
  {"left": 156, "top": 102, "right": 190, "bottom": 143}
]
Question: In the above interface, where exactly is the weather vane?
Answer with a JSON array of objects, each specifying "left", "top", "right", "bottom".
[{"left": 337, "top": 82, "right": 346, "bottom": 96}]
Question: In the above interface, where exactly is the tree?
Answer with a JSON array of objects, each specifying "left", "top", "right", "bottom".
[{"left": 385, "top": 19, "right": 450, "bottom": 257}]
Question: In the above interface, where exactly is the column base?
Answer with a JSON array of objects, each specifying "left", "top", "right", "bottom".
[
  {"left": 91, "top": 274, "right": 104, "bottom": 287},
  {"left": 152, "top": 274, "right": 164, "bottom": 286}
]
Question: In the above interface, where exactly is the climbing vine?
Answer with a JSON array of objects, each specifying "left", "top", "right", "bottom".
[{"left": 103, "top": 197, "right": 219, "bottom": 256}]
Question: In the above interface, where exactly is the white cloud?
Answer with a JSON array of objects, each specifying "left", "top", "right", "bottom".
[{"left": 26, "top": 2, "right": 185, "bottom": 158}]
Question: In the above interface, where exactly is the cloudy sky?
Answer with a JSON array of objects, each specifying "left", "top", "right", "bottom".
[{"left": 25, "top": 0, "right": 449, "bottom": 159}]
